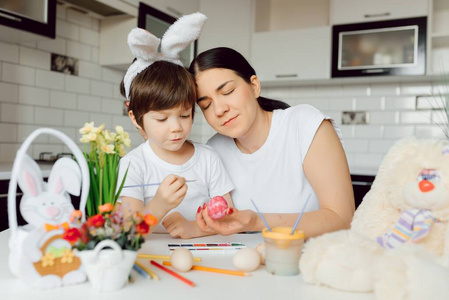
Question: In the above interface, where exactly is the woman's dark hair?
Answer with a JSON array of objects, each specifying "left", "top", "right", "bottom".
[
  {"left": 189, "top": 47, "right": 289, "bottom": 111},
  {"left": 120, "top": 61, "right": 196, "bottom": 127}
]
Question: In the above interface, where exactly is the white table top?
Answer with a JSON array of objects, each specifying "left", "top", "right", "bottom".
[{"left": 0, "top": 229, "right": 374, "bottom": 300}]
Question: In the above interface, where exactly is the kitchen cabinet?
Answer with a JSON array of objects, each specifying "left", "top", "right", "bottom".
[
  {"left": 351, "top": 174, "right": 375, "bottom": 209},
  {"left": 331, "top": 0, "right": 429, "bottom": 25},
  {"left": 0, "top": 0, "right": 56, "bottom": 43},
  {"left": 197, "top": 0, "right": 253, "bottom": 59},
  {"left": 99, "top": 0, "right": 199, "bottom": 71},
  {"left": 251, "top": 26, "right": 331, "bottom": 82}
]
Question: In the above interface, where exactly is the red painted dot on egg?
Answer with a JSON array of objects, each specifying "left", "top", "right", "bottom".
[{"left": 207, "top": 196, "right": 228, "bottom": 219}]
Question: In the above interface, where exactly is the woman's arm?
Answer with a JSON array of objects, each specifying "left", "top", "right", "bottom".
[{"left": 197, "top": 120, "right": 355, "bottom": 239}]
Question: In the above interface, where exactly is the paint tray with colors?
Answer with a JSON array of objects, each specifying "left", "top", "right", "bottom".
[{"left": 168, "top": 242, "right": 247, "bottom": 254}]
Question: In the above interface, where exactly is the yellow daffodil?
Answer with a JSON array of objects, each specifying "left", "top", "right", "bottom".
[
  {"left": 79, "top": 122, "right": 95, "bottom": 134},
  {"left": 61, "top": 249, "right": 75, "bottom": 264},
  {"left": 115, "top": 125, "right": 124, "bottom": 135},
  {"left": 101, "top": 144, "right": 115, "bottom": 154},
  {"left": 41, "top": 252, "right": 56, "bottom": 267}
]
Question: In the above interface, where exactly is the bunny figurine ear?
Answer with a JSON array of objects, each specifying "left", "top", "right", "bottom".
[
  {"left": 160, "top": 12, "right": 207, "bottom": 62},
  {"left": 123, "top": 12, "right": 207, "bottom": 100},
  {"left": 47, "top": 157, "right": 82, "bottom": 196},
  {"left": 17, "top": 154, "right": 43, "bottom": 197}
]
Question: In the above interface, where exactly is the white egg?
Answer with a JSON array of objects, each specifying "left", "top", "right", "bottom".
[
  {"left": 233, "top": 247, "right": 260, "bottom": 272},
  {"left": 170, "top": 248, "right": 194, "bottom": 272}
]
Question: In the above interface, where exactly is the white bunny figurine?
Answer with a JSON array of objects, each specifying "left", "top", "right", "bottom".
[{"left": 8, "top": 128, "right": 89, "bottom": 289}]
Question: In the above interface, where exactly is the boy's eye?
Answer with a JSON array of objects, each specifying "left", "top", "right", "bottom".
[
  {"left": 223, "top": 89, "right": 234, "bottom": 96},
  {"left": 156, "top": 118, "right": 167, "bottom": 122},
  {"left": 181, "top": 114, "right": 191, "bottom": 118}
]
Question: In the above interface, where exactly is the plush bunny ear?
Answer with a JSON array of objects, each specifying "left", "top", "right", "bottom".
[
  {"left": 17, "top": 154, "right": 43, "bottom": 197},
  {"left": 127, "top": 28, "right": 160, "bottom": 61},
  {"left": 47, "top": 157, "right": 81, "bottom": 196},
  {"left": 160, "top": 12, "right": 207, "bottom": 61}
]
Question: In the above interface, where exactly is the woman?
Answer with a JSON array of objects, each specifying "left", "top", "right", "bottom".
[{"left": 190, "top": 47, "right": 355, "bottom": 239}]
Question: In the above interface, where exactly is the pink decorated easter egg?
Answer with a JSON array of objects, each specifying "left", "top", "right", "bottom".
[{"left": 207, "top": 196, "right": 228, "bottom": 220}]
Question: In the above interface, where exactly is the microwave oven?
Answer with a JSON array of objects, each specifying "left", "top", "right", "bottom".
[{"left": 331, "top": 17, "right": 427, "bottom": 78}]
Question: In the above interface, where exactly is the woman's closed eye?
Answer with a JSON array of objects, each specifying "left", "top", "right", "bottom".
[
  {"left": 200, "top": 102, "right": 211, "bottom": 110},
  {"left": 223, "top": 89, "right": 234, "bottom": 96}
]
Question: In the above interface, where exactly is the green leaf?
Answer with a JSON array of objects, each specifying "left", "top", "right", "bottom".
[{"left": 114, "top": 162, "right": 130, "bottom": 203}]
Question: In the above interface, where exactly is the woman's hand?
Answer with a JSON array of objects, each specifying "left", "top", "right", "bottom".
[{"left": 196, "top": 205, "right": 258, "bottom": 235}]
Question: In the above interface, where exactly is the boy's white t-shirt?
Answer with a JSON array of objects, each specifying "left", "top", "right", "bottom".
[
  {"left": 117, "top": 141, "right": 234, "bottom": 231},
  {"left": 207, "top": 104, "right": 343, "bottom": 214}
]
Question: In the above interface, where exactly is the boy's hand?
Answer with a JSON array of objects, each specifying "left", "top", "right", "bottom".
[
  {"left": 163, "top": 212, "right": 204, "bottom": 239},
  {"left": 155, "top": 175, "right": 187, "bottom": 211}
]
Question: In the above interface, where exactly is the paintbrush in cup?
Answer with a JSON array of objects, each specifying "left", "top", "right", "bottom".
[
  {"left": 290, "top": 193, "right": 311, "bottom": 235},
  {"left": 250, "top": 198, "right": 272, "bottom": 232}
]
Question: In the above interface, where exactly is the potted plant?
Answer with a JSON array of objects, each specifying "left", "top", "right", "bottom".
[
  {"left": 79, "top": 122, "right": 131, "bottom": 216},
  {"left": 63, "top": 204, "right": 157, "bottom": 292}
]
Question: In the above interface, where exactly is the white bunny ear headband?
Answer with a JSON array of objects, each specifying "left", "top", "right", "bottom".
[{"left": 123, "top": 12, "right": 207, "bottom": 100}]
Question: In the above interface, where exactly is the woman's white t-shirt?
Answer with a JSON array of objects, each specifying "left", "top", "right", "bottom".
[
  {"left": 117, "top": 141, "right": 234, "bottom": 231},
  {"left": 207, "top": 104, "right": 342, "bottom": 213}
]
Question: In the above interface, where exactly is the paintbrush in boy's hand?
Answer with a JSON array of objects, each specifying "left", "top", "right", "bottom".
[{"left": 123, "top": 179, "right": 196, "bottom": 188}]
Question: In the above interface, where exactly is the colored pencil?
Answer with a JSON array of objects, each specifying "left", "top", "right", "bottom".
[
  {"left": 250, "top": 199, "right": 272, "bottom": 232},
  {"left": 138, "top": 253, "right": 202, "bottom": 262},
  {"left": 150, "top": 260, "right": 195, "bottom": 287},
  {"left": 134, "top": 260, "right": 160, "bottom": 281},
  {"left": 123, "top": 179, "right": 196, "bottom": 188},
  {"left": 162, "top": 261, "right": 251, "bottom": 277},
  {"left": 133, "top": 263, "right": 149, "bottom": 279}
]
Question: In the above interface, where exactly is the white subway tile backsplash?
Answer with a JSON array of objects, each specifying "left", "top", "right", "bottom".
[
  {"left": 0, "top": 82, "right": 18, "bottom": 103},
  {"left": 370, "top": 83, "right": 400, "bottom": 96},
  {"left": 0, "top": 42, "right": 19, "bottom": 63},
  {"left": 102, "top": 68, "right": 123, "bottom": 84},
  {"left": 342, "top": 85, "right": 369, "bottom": 96},
  {"left": 56, "top": 19, "right": 79, "bottom": 41},
  {"left": 19, "top": 86, "right": 50, "bottom": 106},
  {"left": 56, "top": 4, "right": 67, "bottom": 20},
  {"left": 1, "top": 103, "right": 34, "bottom": 124},
  {"left": 78, "top": 60, "right": 102, "bottom": 79},
  {"left": 63, "top": 110, "right": 90, "bottom": 127},
  {"left": 0, "top": 143, "right": 21, "bottom": 163},
  {"left": 369, "top": 111, "right": 398, "bottom": 124},
  {"left": 384, "top": 96, "right": 416, "bottom": 110},
  {"left": 315, "top": 85, "right": 343, "bottom": 97},
  {"left": 400, "top": 83, "right": 432, "bottom": 95},
  {"left": 91, "top": 19, "right": 100, "bottom": 31},
  {"left": 415, "top": 125, "right": 448, "bottom": 139},
  {"left": 91, "top": 80, "right": 113, "bottom": 97},
  {"left": 354, "top": 125, "right": 383, "bottom": 138},
  {"left": 0, "top": 123, "right": 17, "bottom": 142},
  {"left": 37, "top": 38, "right": 66, "bottom": 55},
  {"left": 431, "top": 110, "right": 448, "bottom": 125},
  {"left": 50, "top": 90, "right": 77, "bottom": 109},
  {"left": 355, "top": 97, "right": 383, "bottom": 110},
  {"left": 19, "top": 47, "right": 50, "bottom": 70},
  {"left": 353, "top": 153, "right": 384, "bottom": 168},
  {"left": 290, "top": 86, "right": 316, "bottom": 97},
  {"left": 36, "top": 69, "right": 64, "bottom": 90},
  {"left": 324, "top": 111, "right": 341, "bottom": 124},
  {"left": 48, "top": 126, "right": 77, "bottom": 144},
  {"left": 416, "top": 96, "right": 445, "bottom": 110},
  {"left": 341, "top": 139, "right": 368, "bottom": 153},
  {"left": 383, "top": 125, "right": 415, "bottom": 139},
  {"left": 89, "top": 113, "right": 112, "bottom": 128},
  {"left": 112, "top": 116, "right": 132, "bottom": 130},
  {"left": 339, "top": 125, "right": 354, "bottom": 139},
  {"left": 301, "top": 98, "right": 329, "bottom": 110},
  {"left": 91, "top": 47, "right": 99, "bottom": 64},
  {"left": 35, "top": 107, "right": 64, "bottom": 126},
  {"left": 2, "top": 63, "right": 35, "bottom": 85},
  {"left": 17, "top": 124, "right": 48, "bottom": 143},
  {"left": 79, "top": 27, "right": 100, "bottom": 47},
  {"left": 328, "top": 97, "right": 354, "bottom": 110},
  {"left": 77, "top": 95, "right": 102, "bottom": 112},
  {"left": 400, "top": 111, "right": 432, "bottom": 124},
  {"left": 368, "top": 139, "right": 396, "bottom": 153},
  {"left": 101, "top": 98, "right": 122, "bottom": 114},
  {"left": 66, "top": 41, "right": 91, "bottom": 61},
  {"left": 65, "top": 75, "right": 90, "bottom": 94}
]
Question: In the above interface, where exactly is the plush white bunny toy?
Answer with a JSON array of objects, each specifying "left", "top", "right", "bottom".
[
  {"left": 8, "top": 128, "right": 89, "bottom": 289},
  {"left": 300, "top": 137, "right": 449, "bottom": 300}
]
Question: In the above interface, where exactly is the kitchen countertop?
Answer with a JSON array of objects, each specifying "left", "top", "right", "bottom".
[{"left": 0, "top": 163, "right": 53, "bottom": 180}]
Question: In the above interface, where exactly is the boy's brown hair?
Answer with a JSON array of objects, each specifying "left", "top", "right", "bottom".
[{"left": 120, "top": 61, "right": 197, "bottom": 127}]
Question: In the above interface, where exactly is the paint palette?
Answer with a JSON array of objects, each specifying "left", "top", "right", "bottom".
[{"left": 168, "top": 242, "right": 247, "bottom": 254}]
